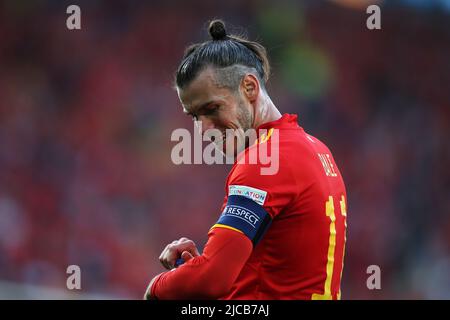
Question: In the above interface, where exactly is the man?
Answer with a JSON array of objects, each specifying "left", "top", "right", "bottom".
[{"left": 145, "top": 20, "right": 347, "bottom": 300}]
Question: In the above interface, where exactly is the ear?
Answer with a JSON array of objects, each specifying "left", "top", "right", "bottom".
[{"left": 240, "top": 74, "right": 260, "bottom": 103}]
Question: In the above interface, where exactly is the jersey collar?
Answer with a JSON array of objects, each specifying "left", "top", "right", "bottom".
[{"left": 256, "top": 113, "right": 300, "bottom": 131}]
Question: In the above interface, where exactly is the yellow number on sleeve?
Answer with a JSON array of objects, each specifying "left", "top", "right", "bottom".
[{"left": 312, "top": 195, "right": 347, "bottom": 300}]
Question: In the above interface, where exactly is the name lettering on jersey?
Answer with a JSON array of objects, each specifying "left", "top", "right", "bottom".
[
  {"left": 223, "top": 205, "right": 261, "bottom": 228},
  {"left": 229, "top": 185, "right": 267, "bottom": 205},
  {"left": 318, "top": 153, "right": 338, "bottom": 177}
]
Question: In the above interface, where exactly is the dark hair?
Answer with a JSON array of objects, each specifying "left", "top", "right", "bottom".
[{"left": 175, "top": 19, "right": 270, "bottom": 90}]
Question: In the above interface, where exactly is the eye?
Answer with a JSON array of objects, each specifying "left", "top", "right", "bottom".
[{"left": 203, "top": 105, "right": 219, "bottom": 115}]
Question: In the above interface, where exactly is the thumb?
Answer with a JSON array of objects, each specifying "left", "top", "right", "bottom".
[{"left": 181, "top": 251, "right": 194, "bottom": 262}]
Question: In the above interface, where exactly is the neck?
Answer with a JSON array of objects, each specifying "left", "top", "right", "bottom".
[{"left": 252, "top": 92, "right": 282, "bottom": 129}]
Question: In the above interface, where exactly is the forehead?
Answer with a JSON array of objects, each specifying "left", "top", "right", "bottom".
[{"left": 177, "top": 67, "right": 231, "bottom": 111}]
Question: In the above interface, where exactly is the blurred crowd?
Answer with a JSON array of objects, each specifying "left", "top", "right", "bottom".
[{"left": 0, "top": 1, "right": 449, "bottom": 299}]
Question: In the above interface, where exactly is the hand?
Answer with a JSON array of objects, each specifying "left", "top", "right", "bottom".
[{"left": 159, "top": 237, "right": 200, "bottom": 270}]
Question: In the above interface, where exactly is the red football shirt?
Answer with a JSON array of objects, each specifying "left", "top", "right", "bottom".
[
  {"left": 149, "top": 113, "right": 347, "bottom": 300},
  {"left": 213, "top": 113, "right": 348, "bottom": 300}
]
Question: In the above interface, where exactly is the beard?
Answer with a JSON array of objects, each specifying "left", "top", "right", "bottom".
[{"left": 221, "top": 100, "right": 254, "bottom": 159}]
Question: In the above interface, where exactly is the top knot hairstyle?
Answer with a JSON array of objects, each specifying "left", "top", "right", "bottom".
[
  {"left": 175, "top": 19, "right": 271, "bottom": 91},
  {"left": 209, "top": 20, "right": 227, "bottom": 41}
]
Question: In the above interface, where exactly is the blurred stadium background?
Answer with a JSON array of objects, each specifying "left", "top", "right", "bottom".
[{"left": 0, "top": 0, "right": 449, "bottom": 299}]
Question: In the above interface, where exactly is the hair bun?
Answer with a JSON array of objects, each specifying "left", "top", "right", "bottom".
[{"left": 208, "top": 19, "right": 227, "bottom": 41}]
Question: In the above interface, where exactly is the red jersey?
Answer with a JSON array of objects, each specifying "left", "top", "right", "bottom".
[
  {"left": 213, "top": 114, "right": 348, "bottom": 300},
  {"left": 149, "top": 113, "right": 347, "bottom": 300}
]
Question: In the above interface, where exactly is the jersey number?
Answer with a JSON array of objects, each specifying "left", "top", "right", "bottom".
[{"left": 312, "top": 195, "right": 347, "bottom": 300}]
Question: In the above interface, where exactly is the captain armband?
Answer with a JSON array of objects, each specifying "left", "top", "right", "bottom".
[{"left": 211, "top": 195, "right": 272, "bottom": 246}]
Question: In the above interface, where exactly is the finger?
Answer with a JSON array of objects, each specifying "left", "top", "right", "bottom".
[
  {"left": 175, "top": 240, "right": 199, "bottom": 257},
  {"left": 181, "top": 251, "right": 194, "bottom": 262},
  {"left": 159, "top": 239, "right": 200, "bottom": 269},
  {"left": 164, "top": 241, "right": 197, "bottom": 268},
  {"left": 159, "top": 247, "right": 166, "bottom": 269},
  {"left": 159, "top": 244, "right": 173, "bottom": 270},
  {"left": 178, "top": 239, "right": 200, "bottom": 256},
  {"left": 159, "top": 245, "right": 169, "bottom": 269},
  {"left": 159, "top": 244, "right": 169, "bottom": 262},
  {"left": 164, "top": 244, "right": 180, "bottom": 269},
  {"left": 181, "top": 240, "right": 200, "bottom": 257},
  {"left": 191, "top": 245, "right": 200, "bottom": 257}
]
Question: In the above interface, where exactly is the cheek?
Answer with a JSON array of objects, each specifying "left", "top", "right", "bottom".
[
  {"left": 215, "top": 98, "right": 247, "bottom": 129},
  {"left": 215, "top": 110, "right": 238, "bottom": 129},
  {"left": 232, "top": 103, "right": 250, "bottom": 127},
  {"left": 236, "top": 101, "right": 252, "bottom": 130}
]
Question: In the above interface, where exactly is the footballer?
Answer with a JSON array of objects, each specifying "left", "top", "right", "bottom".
[{"left": 144, "top": 20, "right": 348, "bottom": 300}]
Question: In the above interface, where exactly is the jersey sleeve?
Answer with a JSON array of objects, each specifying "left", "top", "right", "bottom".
[
  {"left": 149, "top": 227, "right": 252, "bottom": 299},
  {"left": 212, "top": 154, "right": 298, "bottom": 246}
]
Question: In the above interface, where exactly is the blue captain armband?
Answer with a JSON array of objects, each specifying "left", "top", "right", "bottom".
[{"left": 212, "top": 195, "right": 272, "bottom": 246}]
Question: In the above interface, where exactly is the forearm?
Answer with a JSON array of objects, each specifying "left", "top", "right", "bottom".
[{"left": 151, "top": 228, "right": 252, "bottom": 299}]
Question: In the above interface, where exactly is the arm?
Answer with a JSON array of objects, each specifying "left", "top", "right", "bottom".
[{"left": 148, "top": 227, "right": 252, "bottom": 300}]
